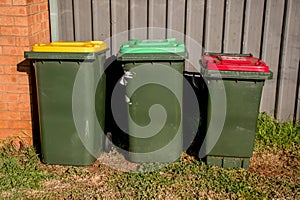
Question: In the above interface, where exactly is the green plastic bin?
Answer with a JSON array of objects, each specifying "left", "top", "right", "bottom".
[
  {"left": 117, "top": 38, "right": 187, "bottom": 163},
  {"left": 200, "top": 53, "right": 272, "bottom": 169},
  {"left": 24, "top": 41, "right": 108, "bottom": 166}
]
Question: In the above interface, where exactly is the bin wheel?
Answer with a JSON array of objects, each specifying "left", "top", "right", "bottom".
[{"left": 105, "top": 132, "right": 112, "bottom": 152}]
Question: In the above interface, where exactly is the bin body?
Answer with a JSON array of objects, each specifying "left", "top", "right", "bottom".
[
  {"left": 24, "top": 41, "right": 107, "bottom": 166},
  {"left": 117, "top": 39, "right": 187, "bottom": 163},
  {"left": 200, "top": 53, "right": 272, "bottom": 169}
]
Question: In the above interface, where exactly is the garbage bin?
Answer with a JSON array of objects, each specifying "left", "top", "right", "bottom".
[
  {"left": 24, "top": 41, "right": 108, "bottom": 166},
  {"left": 199, "top": 53, "right": 272, "bottom": 169},
  {"left": 117, "top": 38, "right": 187, "bottom": 163}
]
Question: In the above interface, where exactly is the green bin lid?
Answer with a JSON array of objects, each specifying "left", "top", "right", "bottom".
[
  {"left": 117, "top": 38, "right": 187, "bottom": 61},
  {"left": 120, "top": 38, "right": 185, "bottom": 54}
]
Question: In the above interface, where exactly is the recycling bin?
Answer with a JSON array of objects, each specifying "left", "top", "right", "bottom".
[
  {"left": 24, "top": 41, "right": 108, "bottom": 166},
  {"left": 199, "top": 53, "right": 272, "bottom": 169},
  {"left": 117, "top": 38, "right": 188, "bottom": 163}
]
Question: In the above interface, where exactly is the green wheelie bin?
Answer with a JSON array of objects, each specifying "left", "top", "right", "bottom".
[
  {"left": 199, "top": 53, "right": 272, "bottom": 169},
  {"left": 117, "top": 38, "right": 188, "bottom": 163},
  {"left": 24, "top": 41, "right": 108, "bottom": 166}
]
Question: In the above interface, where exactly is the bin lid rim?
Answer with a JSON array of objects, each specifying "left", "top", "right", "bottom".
[
  {"left": 119, "top": 38, "right": 186, "bottom": 54},
  {"left": 201, "top": 53, "right": 270, "bottom": 73},
  {"left": 31, "top": 41, "right": 108, "bottom": 53}
]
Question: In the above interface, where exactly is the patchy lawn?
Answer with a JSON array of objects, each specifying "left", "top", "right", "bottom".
[{"left": 0, "top": 114, "right": 299, "bottom": 199}]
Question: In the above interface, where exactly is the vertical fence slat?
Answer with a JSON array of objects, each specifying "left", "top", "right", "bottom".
[
  {"left": 73, "top": 0, "right": 93, "bottom": 41},
  {"left": 111, "top": 0, "right": 129, "bottom": 55},
  {"left": 148, "top": 0, "right": 167, "bottom": 39},
  {"left": 242, "top": 0, "right": 265, "bottom": 56},
  {"left": 92, "top": 0, "right": 110, "bottom": 41},
  {"left": 260, "top": 0, "right": 285, "bottom": 116},
  {"left": 57, "top": 0, "right": 74, "bottom": 41},
  {"left": 204, "top": 0, "right": 224, "bottom": 52},
  {"left": 185, "top": 0, "right": 205, "bottom": 72},
  {"left": 276, "top": 0, "right": 300, "bottom": 121},
  {"left": 92, "top": 0, "right": 111, "bottom": 56},
  {"left": 49, "top": 0, "right": 59, "bottom": 41},
  {"left": 129, "top": 0, "right": 148, "bottom": 40},
  {"left": 167, "top": 0, "right": 186, "bottom": 41},
  {"left": 223, "top": 0, "right": 244, "bottom": 53}
]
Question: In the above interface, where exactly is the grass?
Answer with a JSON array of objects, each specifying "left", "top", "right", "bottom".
[
  {"left": 0, "top": 113, "right": 299, "bottom": 199},
  {"left": 0, "top": 140, "right": 55, "bottom": 199},
  {"left": 256, "top": 113, "right": 300, "bottom": 153}
]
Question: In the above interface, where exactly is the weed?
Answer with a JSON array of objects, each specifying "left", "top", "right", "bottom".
[
  {"left": 256, "top": 113, "right": 300, "bottom": 153},
  {"left": 0, "top": 139, "right": 53, "bottom": 193}
]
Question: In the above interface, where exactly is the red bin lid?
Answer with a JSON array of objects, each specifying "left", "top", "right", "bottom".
[{"left": 202, "top": 54, "right": 269, "bottom": 72}]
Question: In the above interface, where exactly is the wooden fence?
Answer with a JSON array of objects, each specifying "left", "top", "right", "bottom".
[{"left": 53, "top": 0, "right": 300, "bottom": 122}]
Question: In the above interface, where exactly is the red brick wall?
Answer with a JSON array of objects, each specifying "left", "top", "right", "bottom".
[{"left": 0, "top": 0, "right": 50, "bottom": 144}]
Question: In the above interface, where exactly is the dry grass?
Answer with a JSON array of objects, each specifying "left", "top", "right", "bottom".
[{"left": 250, "top": 150, "right": 300, "bottom": 183}]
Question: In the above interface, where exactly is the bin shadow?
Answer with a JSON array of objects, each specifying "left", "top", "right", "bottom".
[
  {"left": 183, "top": 72, "right": 208, "bottom": 161},
  {"left": 17, "top": 59, "right": 41, "bottom": 157},
  {"left": 104, "top": 55, "right": 129, "bottom": 157}
]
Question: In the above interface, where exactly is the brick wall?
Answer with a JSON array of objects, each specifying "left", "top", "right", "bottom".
[{"left": 0, "top": 0, "right": 50, "bottom": 144}]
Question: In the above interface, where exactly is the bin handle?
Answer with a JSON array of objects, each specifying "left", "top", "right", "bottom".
[{"left": 192, "top": 74, "right": 201, "bottom": 89}]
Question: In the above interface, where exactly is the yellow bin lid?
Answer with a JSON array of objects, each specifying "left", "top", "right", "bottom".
[{"left": 32, "top": 41, "right": 108, "bottom": 53}]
